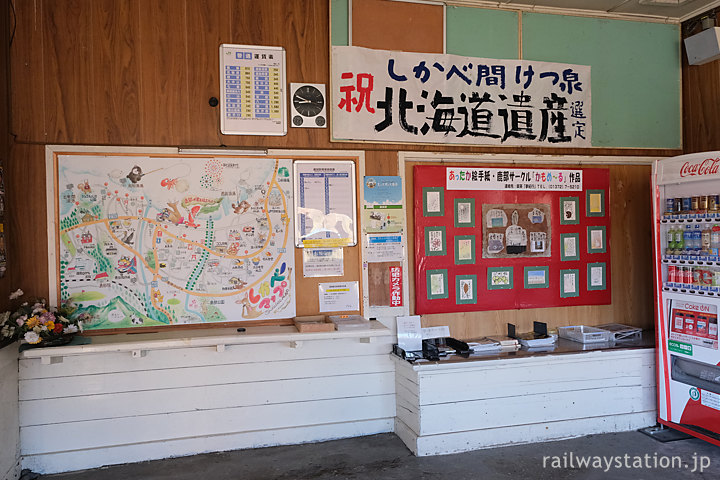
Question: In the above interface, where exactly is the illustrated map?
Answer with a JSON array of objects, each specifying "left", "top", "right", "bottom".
[{"left": 54, "top": 155, "right": 295, "bottom": 330}]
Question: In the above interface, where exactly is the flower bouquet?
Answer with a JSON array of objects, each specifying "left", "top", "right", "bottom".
[{"left": 0, "top": 289, "right": 88, "bottom": 347}]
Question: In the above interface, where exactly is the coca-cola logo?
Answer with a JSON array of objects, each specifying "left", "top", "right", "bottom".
[{"left": 680, "top": 158, "right": 720, "bottom": 177}]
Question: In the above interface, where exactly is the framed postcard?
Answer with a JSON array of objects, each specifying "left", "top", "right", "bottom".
[
  {"left": 524, "top": 266, "right": 550, "bottom": 289},
  {"left": 560, "top": 232, "right": 580, "bottom": 261},
  {"left": 454, "top": 198, "right": 475, "bottom": 228},
  {"left": 560, "top": 196, "right": 579, "bottom": 225},
  {"left": 454, "top": 235, "right": 476, "bottom": 265},
  {"left": 424, "top": 226, "right": 446, "bottom": 256},
  {"left": 587, "top": 262, "right": 607, "bottom": 290},
  {"left": 456, "top": 274, "right": 477, "bottom": 304},
  {"left": 586, "top": 189, "right": 605, "bottom": 217},
  {"left": 560, "top": 269, "right": 580, "bottom": 298},
  {"left": 426, "top": 269, "right": 449, "bottom": 299},
  {"left": 423, "top": 187, "right": 444, "bottom": 216},
  {"left": 488, "top": 267, "right": 513, "bottom": 290},
  {"left": 587, "top": 226, "right": 606, "bottom": 253}
]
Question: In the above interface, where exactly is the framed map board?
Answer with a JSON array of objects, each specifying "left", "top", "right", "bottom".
[{"left": 49, "top": 153, "right": 296, "bottom": 331}]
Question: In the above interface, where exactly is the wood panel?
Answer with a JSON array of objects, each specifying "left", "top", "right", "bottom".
[
  {"left": 10, "top": 0, "right": 46, "bottom": 143},
  {"left": 0, "top": 0, "right": 12, "bottom": 310},
  {"left": 405, "top": 161, "right": 653, "bottom": 339},
  {"left": 185, "top": 0, "right": 231, "bottom": 146},
  {"left": 91, "top": 0, "right": 142, "bottom": 144},
  {"left": 19, "top": 336, "right": 395, "bottom": 473},
  {"left": 42, "top": 0, "right": 95, "bottom": 142},
  {"left": 682, "top": 14, "right": 720, "bottom": 153},
  {"left": 6, "top": 143, "right": 49, "bottom": 302},
  {"left": 352, "top": 0, "right": 444, "bottom": 54},
  {"left": 138, "top": 0, "right": 191, "bottom": 145},
  {"left": 395, "top": 349, "right": 655, "bottom": 455}
]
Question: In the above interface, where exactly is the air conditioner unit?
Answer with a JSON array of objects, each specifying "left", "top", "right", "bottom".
[{"left": 685, "top": 27, "right": 720, "bottom": 65}]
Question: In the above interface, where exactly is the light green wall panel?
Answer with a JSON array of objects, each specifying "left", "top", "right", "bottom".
[
  {"left": 331, "top": 0, "right": 349, "bottom": 46},
  {"left": 522, "top": 13, "right": 681, "bottom": 149},
  {"left": 446, "top": 6, "right": 519, "bottom": 59}
]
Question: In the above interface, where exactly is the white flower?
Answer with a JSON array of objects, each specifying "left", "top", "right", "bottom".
[
  {"left": 23, "top": 331, "right": 40, "bottom": 344},
  {"left": 63, "top": 324, "right": 78, "bottom": 334},
  {"left": 9, "top": 289, "right": 23, "bottom": 300},
  {"left": 32, "top": 326, "right": 42, "bottom": 334}
]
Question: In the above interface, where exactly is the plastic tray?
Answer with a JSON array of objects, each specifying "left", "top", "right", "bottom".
[
  {"left": 595, "top": 323, "right": 642, "bottom": 342},
  {"left": 558, "top": 325, "right": 613, "bottom": 344}
]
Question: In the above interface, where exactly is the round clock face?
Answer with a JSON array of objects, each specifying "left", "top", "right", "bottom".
[{"left": 293, "top": 85, "right": 324, "bottom": 117}]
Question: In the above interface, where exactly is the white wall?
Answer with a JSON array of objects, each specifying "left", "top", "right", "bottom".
[
  {"left": 0, "top": 343, "right": 20, "bottom": 480},
  {"left": 18, "top": 329, "right": 396, "bottom": 474}
]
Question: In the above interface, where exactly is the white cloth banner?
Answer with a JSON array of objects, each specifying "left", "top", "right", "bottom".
[{"left": 332, "top": 46, "right": 591, "bottom": 147}]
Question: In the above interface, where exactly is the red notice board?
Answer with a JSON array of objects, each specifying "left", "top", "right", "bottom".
[{"left": 414, "top": 165, "right": 611, "bottom": 314}]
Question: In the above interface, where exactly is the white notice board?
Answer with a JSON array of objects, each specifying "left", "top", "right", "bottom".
[
  {"left": 219, "top": 44, "right": 287, "bottom": 136},
  {"left": 294, "top": 160, "right": 357, "bottom": 248}
]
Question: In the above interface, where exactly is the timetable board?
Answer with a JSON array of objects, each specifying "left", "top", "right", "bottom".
[{"left": 219, "top": 44, "right": 287, "bottom": 136}]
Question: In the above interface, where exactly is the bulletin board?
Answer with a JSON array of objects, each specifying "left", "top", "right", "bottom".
[
  {"left": 414, "top": 165, "right": 611, "bottom": 314},
  {"left": 46, "top": 149, "right": 363, "bottom": 333}
]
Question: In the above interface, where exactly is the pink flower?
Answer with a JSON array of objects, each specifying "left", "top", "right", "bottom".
[
  {"left": 39, "top": 311, "right": 56, "bottom": 324},
  {"left": 16, "top": 318, "right": 24, "bottom": 327}
]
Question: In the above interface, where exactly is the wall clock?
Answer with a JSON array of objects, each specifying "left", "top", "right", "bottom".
[{"left": 289, "top": 83, "right": 327, "bottom": 128}]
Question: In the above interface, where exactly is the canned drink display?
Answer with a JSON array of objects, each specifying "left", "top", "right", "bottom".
[
  {"left": 675, "top": 198, "right": 684, "bottom": 213},
  {"left": 711, "top": 195, "right": 720, "bottom": 211},
  {"left": 665, "top": 198, "right": 675, "bottom": 214},
  {"left": 668, "top": 265, "right": 677, "bottom": 283},
  {"left": 700, "top": 195, "right": 709, "bottom": 211},
  {"left": 682, "top": 197, "right": 692, "bottom": 212},
  {"left": 692, "top": 196, "right": 700, "bottom": 211}
]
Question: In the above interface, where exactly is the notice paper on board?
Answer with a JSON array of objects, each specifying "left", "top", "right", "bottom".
[
  {"left": 303, "top": 248, "right": 344, "bottom": 277},
  {"left": 318, "top": 281, "right": 359, "bottom": 312},
  {"left": 365, "top": 233, "right": 404, "bottom": 262},
  {"left": 397, "top": 315, "right": 422, "bottom": 352}
]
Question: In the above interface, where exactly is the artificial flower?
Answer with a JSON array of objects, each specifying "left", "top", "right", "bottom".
[
  {"left": 63, "top": 324, "right": 78, "bottom": 334},
  {"left": 26, "top": 316, "right": 39, "bottom": 329},
  {"left": 24, "top": 331, "right": 41, "bottom": 344},
  {"left": 45, "top": 321, "right": 55, "bottom": 331},
  {"left": 40, "top": 311, "right": 55, "bottom": 324},
  {"left": 9, "top": 289, "right": 23, "bottom": 300},
  {"left": 53, "top": 323, "right": 63, "bottom": 333}
]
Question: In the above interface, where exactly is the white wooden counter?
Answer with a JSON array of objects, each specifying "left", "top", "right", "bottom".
[
  {"left": 393, "top": 341, "right": 656, "bottom": 456},
  {"left": 18, "top": 322, "right": 395, "bottom": 474}
]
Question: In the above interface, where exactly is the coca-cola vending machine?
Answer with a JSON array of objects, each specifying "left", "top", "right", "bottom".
[{"left": 654, "top": 152, "right": 720, "bottom": 444}]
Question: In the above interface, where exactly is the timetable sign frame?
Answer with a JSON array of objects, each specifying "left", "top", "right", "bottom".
[{"left": 219, "top": 44, "right": 287, "bottom": 136}]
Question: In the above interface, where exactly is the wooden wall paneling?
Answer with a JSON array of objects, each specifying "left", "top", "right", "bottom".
[
  {"left": 225, "top": 0, "right": 331, "bottom": 150},
  {"left": 404, "top": 161, "right": 653, "bottom": 340},
  {"left": 7, "top": 143, "right": 49, "bottom": 301},
  {"left": 10, "top": 0, "right": 46, "bottom": 143},
  {"left": 90, "top": 0, "right": 141, "bottom": 145},
  {"left": 681, "top": 50, "right": 720, "bottom": 153},
  {"left": 364, "top": 150, "right": 398, "bottom": 176},
  {"left": 137, "top": 0, "right": 191, "bottom": 145},
  {"left": 0, "top": 1, "right": 11, "bottom": 310},
  {"left": 185, "top": 0, "right": 231, "bottom": 146},
  {"left": 351, "top": 0, "right": 444, "bottom": 54},
  {"left": 42, "top": 0, "right": 95, "bottom": 143},
  {"left": 607, "top": 164, "right": 653, "bottom": 328}
]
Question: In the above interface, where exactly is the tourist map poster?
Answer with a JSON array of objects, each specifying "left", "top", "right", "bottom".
[{"left": 52, "top": 154, "right": 295, "bottom": 330}]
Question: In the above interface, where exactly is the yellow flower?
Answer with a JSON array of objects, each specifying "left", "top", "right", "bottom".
[
  {"left": 26, "top": 316, "right": 40, "bottom": 329},
  {"left": 45, "top": 320, "right": 55, "bottom": 331}
]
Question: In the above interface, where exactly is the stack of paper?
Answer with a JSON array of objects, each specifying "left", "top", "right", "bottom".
[
  {"left": 466, "top": 337, "right": 501, "bottom": 353},
  {"left": 487, "top": 335, "right": 521, "bottom": 350}
]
